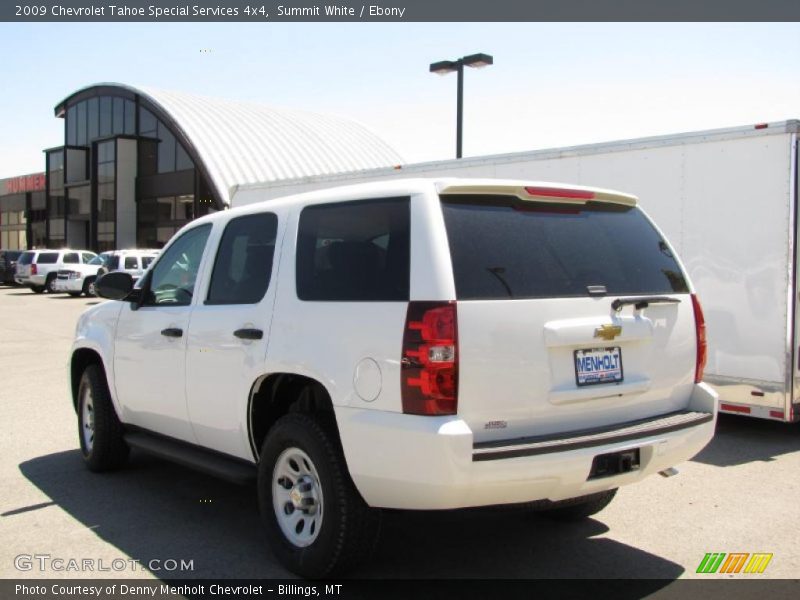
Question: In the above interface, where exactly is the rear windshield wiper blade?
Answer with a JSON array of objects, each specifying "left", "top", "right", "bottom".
[{"left": 611, "top": 296, "right": 682, "bottom": 312}]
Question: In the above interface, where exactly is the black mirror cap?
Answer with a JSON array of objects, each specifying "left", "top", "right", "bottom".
[{"left": 95, "top": 271, "right": 135, "bottom": 301}]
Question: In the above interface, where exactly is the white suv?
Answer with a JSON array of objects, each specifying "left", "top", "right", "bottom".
[
  {"left": 54, "top": 249, "right": 159, "bottom": 297},
  {"left": 70, "top": 179, "right": 717, "bottom": 577},
  {"left": 15, "top": 249, "right": 97, "bottom": 293}
]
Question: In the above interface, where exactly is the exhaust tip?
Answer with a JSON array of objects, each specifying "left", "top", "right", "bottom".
[{"left": 659, "top": 467, "right": 679, "bottom": 478}]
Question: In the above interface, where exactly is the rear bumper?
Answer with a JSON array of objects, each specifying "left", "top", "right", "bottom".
[
  {"left": 53, "top": 278, "right": 84, "bottom": 292},
  {"left": 24, "top": 274, "right": 45, "bottom": 286},
  {"left": 337, "top": 383, "right": 718, "bottom": 510}
]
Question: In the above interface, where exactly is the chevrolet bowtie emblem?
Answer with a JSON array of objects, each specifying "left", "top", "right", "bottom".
[{"left": 594, "top": 324, "right": 622, "bottom": 341}]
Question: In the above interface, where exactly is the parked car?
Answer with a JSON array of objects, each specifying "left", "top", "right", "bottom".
[
  {"left": 0, "top": 250, "right": 22, "bottom": 285},
  {"left": 71, "top": 179, "right": 717, "bottom": 577},
  {"left": 15, "top": 249, "right": 97, "bottom": 293},
  {"left": 54, "top": 249, "right": 158, "bottom": 297}
]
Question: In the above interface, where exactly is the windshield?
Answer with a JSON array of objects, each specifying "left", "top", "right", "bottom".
[{"left": 440, "top": 195, "right": 689, "bottom": 300}]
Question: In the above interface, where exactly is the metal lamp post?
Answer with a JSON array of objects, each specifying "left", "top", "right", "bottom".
[{"left": 429, "top": 53, "right": 493, "bottom": 159}]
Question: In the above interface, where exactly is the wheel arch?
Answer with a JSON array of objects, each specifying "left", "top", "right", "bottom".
[
  {"left": 248, "top": 373, "right": 337, "bottom": 461},
  {"left": 70, "top": 347, "right": 106, "bottom": 412}
]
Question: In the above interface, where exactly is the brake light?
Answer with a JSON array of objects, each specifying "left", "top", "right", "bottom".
[
  {"left": 401, "top": 301, "right": 458, "bottom": 415},
  {"left": 524, "top": 186, "right": 595, "bottom": 200},
  {"left": 691, "top": 293, "right": 707, "bottom": 383},
  {"left": 31, "top": 264, "right": 38, "bottom": 275}
]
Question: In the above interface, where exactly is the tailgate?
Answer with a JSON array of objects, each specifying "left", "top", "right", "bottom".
[
  {"left": 438, "top": 189, "right": 698, "bottom": 442},
  {"left": 458, "top": 297, "right": 695, "bottom": 442}
]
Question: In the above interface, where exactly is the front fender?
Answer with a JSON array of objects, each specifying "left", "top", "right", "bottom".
[{"left": 70, "top": 301, "right": 124, "bottom": 414}]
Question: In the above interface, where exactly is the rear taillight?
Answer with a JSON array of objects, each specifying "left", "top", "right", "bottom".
[
  {"left": 401, "top": 301, "right": 458, "bottom": 415},
  {"left": 31, "top": 264, "right": 38, "bottom": 275},
  {"left": 691, "top": 293, "right": 707, "bottom": 383}
]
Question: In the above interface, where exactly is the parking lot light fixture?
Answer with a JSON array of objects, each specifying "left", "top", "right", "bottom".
[{"left": 429, "top": 53, "right": 494, "bottom": 159}]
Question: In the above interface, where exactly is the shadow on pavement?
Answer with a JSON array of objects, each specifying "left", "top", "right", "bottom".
[
  {"left": 15, "top": 449, "right": 683, "bottom": 583},
  {"left": 691, "top": 413, "right": 800, "bottom": 467}
]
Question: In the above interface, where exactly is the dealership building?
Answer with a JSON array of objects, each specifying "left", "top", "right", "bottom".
[{"left": 0, "top": 83, "right": 403, "bottom": 252}]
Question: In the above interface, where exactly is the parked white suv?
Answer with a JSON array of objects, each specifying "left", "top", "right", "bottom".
[
  {"left": 16, "top": 249, "right": 97, "bottom": 293},
  {"left": 54, "top": 249, "right": 159, "bottom": 297},
  {"left": 70, "top": 179, "right": 717, "bottom": 577}
]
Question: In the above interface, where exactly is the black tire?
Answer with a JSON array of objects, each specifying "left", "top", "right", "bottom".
[
  {"left": 258, "top": 413, "right": 381, "bottom": 578},
  {"left": 31, "top": 285, "right": 45, "bottom": 294},
  {"left": 536, "top": 489, "right": 618, "bottom": 522},
  {"left": 84, "top": 277, "right": 96, "bottom": 297},
  {"left": 45, "top": 274, "right": 57, "bottom": 293},
  {"left": 77, "top": 364, "right": 129, "bottom": 472}
]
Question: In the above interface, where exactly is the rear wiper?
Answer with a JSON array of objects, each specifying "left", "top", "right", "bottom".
[
  {"left": 611, "top": 296, "right": 681, "bottom": 312},
  {"left": 486, "top": 267, "right": 513, "bottom": 297}
]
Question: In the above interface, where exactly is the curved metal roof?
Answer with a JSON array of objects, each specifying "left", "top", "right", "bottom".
[{"left": 55, "top": 83, "right": 404, "bottom": 206}]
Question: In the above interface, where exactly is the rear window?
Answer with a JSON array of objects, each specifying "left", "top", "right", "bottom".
[
  {"left": 124, "top": 256, "right": 138, "bottom": 269},
  {"left": 63, "top": 253, "right": 79, "bottom": 264},
  {"left": 18, "top": 252, "right": 34, "bottom": 265},
  {"left": 440, "top": 195, "right": 688, "bottom": 300},
  {"left": 37, "top": 252, "right": 59, "bottom": 264}
]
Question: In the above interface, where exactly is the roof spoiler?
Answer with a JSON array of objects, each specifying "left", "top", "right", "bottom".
[{"left": 437, "top": 182, "right": 638, "bottom": 207}]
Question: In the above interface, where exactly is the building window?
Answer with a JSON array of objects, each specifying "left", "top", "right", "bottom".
[
  {"left": 137, "top": 195, "right": 194, "bottom": 248},
  {"left": 99, "top": 97, "right": 112, "bottom": 137},
  {"left": 124, "top": 99, "right": 135, "bottom": 134},
  {"left": 157, "top": 122, "right": 176, "bottom": 173},
  {"left": 113, "top": 97, "right": 124, "bottom": 135},
  {"left": 96, "top": 140, "right": 116, "bottom": 252},
  {"left": 139, "top": 106, "right": 157, "bottom": 137},
  {"left": 76, "top": 101, "right": 87, "bottom": 146},
  {"left": 47, "top": 150, "right": 66, "bottom": 245},
  {"left": 88, "top": 98, "right": 99, "bottom": 141},
  {"left": 66, "top": 106, "right": 77, "bottom": 146}
]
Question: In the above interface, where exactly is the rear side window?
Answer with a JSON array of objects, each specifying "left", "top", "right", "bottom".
[
  {"left": 18, "top": 252, "right": 34, "bottom": 265},
  {"left": 296, "top": 198, "right": 410, "bottom": 301},
  {"left": 124, "top": 256, "right": 138, "bottom": 269},
  {"left": 207, "top": 213, "right": 279, "bottom": 305},
  {"left": 37, "top": 252, "right": 58, "bottom": 264},
  {"left": 63, "top": 253, "right": 79, "bottom": 264},
  {"left": 441, "top": 195, "right": 689, "bottom": 300}
]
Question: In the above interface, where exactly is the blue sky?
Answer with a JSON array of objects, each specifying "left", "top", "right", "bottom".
[{"left": 1, "top": 22, "right": 799, "bottom": 178}]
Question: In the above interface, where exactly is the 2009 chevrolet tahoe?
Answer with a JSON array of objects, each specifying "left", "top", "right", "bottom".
[{"left": 71, "top": 178, "right": 717, "bottom": 577}]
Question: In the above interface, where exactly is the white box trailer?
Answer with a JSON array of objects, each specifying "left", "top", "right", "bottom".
[{"left": 231, "top": 120, "right": 800, "bottom": 423}]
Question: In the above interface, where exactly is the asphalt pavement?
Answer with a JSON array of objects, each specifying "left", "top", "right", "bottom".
[{"left": 1, "top": 286, "right": 798, "bottom": 584}]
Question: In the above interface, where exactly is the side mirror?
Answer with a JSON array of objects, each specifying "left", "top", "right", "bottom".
[{"left": 95, "top": 271, "right": 135, "bottom": 301}]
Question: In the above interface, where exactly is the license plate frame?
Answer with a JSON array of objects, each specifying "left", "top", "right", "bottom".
[{"left": 574, "top": 346, "right": 624, "bottom": 387}]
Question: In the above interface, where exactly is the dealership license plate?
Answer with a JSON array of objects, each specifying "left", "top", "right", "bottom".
[{"left": 574, "top": 347, "right": 623, "bottom": 386}]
